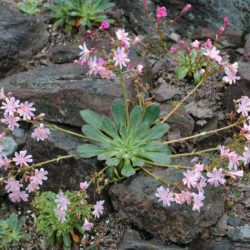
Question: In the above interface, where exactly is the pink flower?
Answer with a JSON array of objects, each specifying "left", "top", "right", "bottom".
[
  {"left": 31, "top": 123, "right": 50, "bottom": 141},
  {"left": 204, "top": 46, "right": 222, "bottom": 64},
  {"left": 0, "top": 156, "right": 11, "bottom": 170},
  {"left": 227, "top": 151, "right": 240, "bottom": 171},
  {"left": 1, "top": 97, "right": 20, "bottom": 115},
  {"left": 227, "top": 170, "right": 244, "bottom": 179},
  {"left": 55, "top": 191, "right": 70, "bottom": 211},
  {"left": 79, "top": 43, "right": 90, "bottom": 62},
  {"left": 88, "top": 56, "right": 98, "bottom": 75},
  {"left": 80, "top": 181, "right": 88, "bottom": 190},
  {"left": 9, "top": 190, "right": 28, "bottom": 203},
  {"left": 115, "top": 29, "right": 130, "bottom": 47},
  {"left": 175, "top": 191, "right": 192, "bottom": 205},
  {"left": 170, "top": 47, "right": 178, "bottom": 53},
  {"left": 100, "top": 21, "right": 109, "bottom": 30},
  {"left": 207, "top": 168, "right": 225, "bottom": 187},
  {"left": 183, "top": 170, "right": 199, "bottom": 188},
  {"left": 241, "top": 146, "right": 250, "bottom": 166},
  {"left": 1, "top": 114, "right": 20, "bottom": 131},
  {"left": 237, "top": 96, "right": 250, "bottom": 117},
  {"left": 0, "top": 88, "right": 5, "bottom": 100},
  {"left": 113, "top": 47, "right": 130, "bottom": 69},
  {"left": 196, "top": 176, "right": 207, "bottom": 193},
  {"left": 136, "top": 64, "right": 144, "bottom": 73},
  {"left": 5, "top": 178, "right": 28, "bottom": 203},
  {"left": 92, "top": 200, "right": 105, "bottom": 218},
  {"left": 191, "top": 40, "right": 200, "bottom": 49},
  {"left": 132, "top": 36, "right": 143, "bottom": 45},
  {"left": 157, "top": 6, "right": 167, "bottom": 20},
  {"left": 5, "top": 178, "right": 22, "bottom": 193},
  {"left": 155, "top": 186, "right": 174, "bottom": 207},
  {"left": 17, "top": 101, "right": 36, "bottom": 120},
  {"left": 179, "top": 40, "right": 185, "bottom": 46},
  {"left": 27, "top": 168, "right": 48, "bottom": 193},
  {"left": 192, "top": 192, "right": 205, "bottom": 212},
  {"left": 204, "top": 39, "right": 213, "bottom": 49},
  {"left": 182, "top": 4, "right": 192, "bottom": 13},
  {"left": 224, "top": 17, "right": 230, "bottom": 26},
  {"left": 193, "top": 163, "right": 204, "bottom": 172},
  {"left": 13, "top": 150, "right": 33, "bottom": 167},
  {"left": 223, "top": 62, "right": 240, "bottom": 84},
  {"left": 55, "top": 208, "right": 67, "bottom": 223},
  {"left": 218, "top": 26, "right": 225, "bottom": 33},
  {"left": 83, "top": 218, "right": 93, "bottom": 231}
]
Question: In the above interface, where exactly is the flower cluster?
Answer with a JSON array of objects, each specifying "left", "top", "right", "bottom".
[
  {"left": 0, "top": 88, "right": 50, "bottom": 203},
  {"left": 55, "top": 191, "right": 70, "bottom": 223}
]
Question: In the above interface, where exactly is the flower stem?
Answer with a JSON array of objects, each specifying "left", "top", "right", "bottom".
[
  {"left": 171, "top": 147, "right": 219, "bottom": 158},
  {"left": 51, "top": 124, "right": 86, "bottom": 139},
  {"left": 145, "top": 160, "right": 191, "bottom": 170},
  {"left": 141, "top": 166, "right": 173, "bottom": 186},
  {"left": 164, "top": 120, "right": 239, "bottom": 145},
  {"left": 118, "top": 68, "right": 130, "bottom": 128}
]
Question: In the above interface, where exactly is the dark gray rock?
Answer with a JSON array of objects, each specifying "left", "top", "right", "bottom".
[
  {"left": 109, "top": 167, "right": 224, "bottom": 244},
  {"left": 0, "top": 3, "right": 49, "bottom": 78},
  {"left": 24, "top": 128, "right": 101, "bottom": 195},
  {"left": 151, "top": 83, "right": 178, "bottom": 102},
  {"left": 0, "top": 63, "right": 133, "bottom": 127},
  {"left": 191, "top": 238, "right": 234, "bottom": 250},
  {"left": 245, "top": 34, "right": 250, "bottom": 61},
  {"left": 118, "top": 229, "right": 185, "bottom": 250},
  {"left": 227, "top": 224, "right": 250, "bottom": 242}
]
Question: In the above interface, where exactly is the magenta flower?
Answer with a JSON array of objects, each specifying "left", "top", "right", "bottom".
[
  {"left": 31, "top": 123, "right": 50, "bottom": 141},
  {"left": 204, "top": 39, "right": 213, "bottom": 49},
  {"left": 224, "top": 17, "right": 230, "bottom": 26},
  {"left": 17, "top": 101, "right": 36, "bottom": 120},
  {"left": 1, "top": 97, "right": 20, "bottom": 115},
  {"left": 92, "top": 200, "right": 105, "bottom": 218},
  {"left": 237, "top": 96, "right": 250, "bottom": 117},
  {"left": 182, "top": 4, "right": 192, "bottom": 13},
  {"left": 100, "top": 21, "right": 109, "bottom": 30},
  {"left": 1, "top": 114, "right": 20, "bottom": 131},
  {"left": 83, "top": 218, "right": 93, "bottom": 231},
  {"left": 13, "top": 150, "right": 33, "bottom": 167},
  {"left": 182, "top": 170, "right": 199, "bottom": 188},
  {"left": 207, "top": 168, "right": 225, "bottom": 187},
  {"left": 155, "top": 186, "right": 174, "bottom": 207},
  {"left": 157, "top": 6, "right": 167, "bottom": 20},
  {"left": 113, "top": 47, "right": 130, "bottom": 69},
  {"left": 170, "top": 47, "right": 178, "bottom": 53}
]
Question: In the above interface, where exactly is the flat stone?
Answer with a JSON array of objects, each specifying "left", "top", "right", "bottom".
[
  {"left": 185, "top": 101, "right": 214, "bottom": 119},
  {"left": 151, "top": 83, "right": 178, "bottom": 102},
  {"left": 244, "top": 34, "right": 250, "bottom": 61}
]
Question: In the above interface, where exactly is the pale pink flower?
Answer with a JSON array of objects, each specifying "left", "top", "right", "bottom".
[
  {"left": 0, "top": 156, "right": 11, "bottom": 170},
  {"left": 219, "top": 145, "right": 230, "bottom": 159},
  {"left": 98, "top": 66, "right": 113, "bottom": 79},
  {"left": 55, "top": 191, "right": 69, "bottom": 211},
  {"left": 241, "top": 146, "right": 250, "bottom": 166},
  {"left": 196, "top": 176, "right": 207, "bottom": 193},
  {"left": 9, "top": 190, "right": 28, "bottom": 203},
  {"left": 113, "top": 47, "right": 130, "bottom": 69},
  {"left": 79, "top": 43, "right": 91, "bottom": 62},
  {"left": 55, "top": 208, "right": 67, "bottom": 223},
  {"left": 157, "top": 6, "right": 167, "bottom": 20},
  {"left": 183, "top": 170, "right": 199, "bottom": 188},
  {"left": 204, "top": 46, "right": 222, "bottom": 64},
  {"left": 136, "top": 64, "right": 144, "bottom": 73},
  {"left": 193, "top": 163, "right": 204, "bottom": 172},
  {"left": 83, "top": 218, "right": 93, "bottom": 231},
  {"left": 1, "top": 97, "right": 20, "bottom": 115},
  {"left": 31, "top": 123, "right": 50, "bottom": 141},
  {"left": 100, "top": 21, "right": 109, "bottom": 30},
  {"left": 227, "top": 151, "right": 240, "bottom": 171},
  {"left": 27, "top": 168, "right": 48, "bottom": 193},
  {"left": 218, "top": 26, "right": 225, "bottom": 33},
  {"left": 1, "top": 114, "right": 20, "bottom": 131},
  {"left": 182, "top": 4, "right": 192, "bottom": 13},
  {"left": 5, "top": 178, "right": 22, "bottom": 193},
  {"left": 237, "top": 96, "right": 250, "bottom": 117},
  {"left": 115, "top": 29, "right": 130, "bottom": 47},
  {"left": 241, "top": 123, "right": 250, "bottom": 141},
  {"left": 80, "top": 181, "right": 88, "bottom": 190},
  {"left": 223, "top": 62, "right": 240, "bottom": 84},
  {"left": 155, "top": 186, "right": 175, "bottom": 207},
  {"left": 0, "top": 88, "right": 5, "bottom": 100},
  {"left": 175, "top": 191, "right": 192, "bottom": 205},
  {"left": 207, "top": 168, "right": 225, "bottom": 187},
  {"left": 88, "top": 56, "right": 98, "bottom": 75},
  {"left": 93, "top": 200, "right": 105, "bottom": 218},
  {"left": 191, "top": 40, "right": 200, "bottom": 49},
  {"left": 17, "top": 101, "right": 36, "bottom": 120},
  {"left": 132, "top": 36, "right": 143, "bottom": 45},
  {"left": 227, "top": 170, "right": 244, "bottom": 179},
  {"left": 192, "top": 192, "right": 205, "bottom": 212},
  {"left": 5, "top": 178, "right": 28, "bottom": 203},
  {"left": 13, "top": 150, "right": 33, "bottom": 167}
]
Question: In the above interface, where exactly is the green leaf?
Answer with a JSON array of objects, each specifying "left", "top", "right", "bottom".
[
  {"left": 121, "top": 159, "right": 135, "bottom": 177},
  {"left": 138, "top": 151, "right": 171, "bottom": 165},
  {"left": 176, "top": 66, "right": 189, "bottom": 80},
  {"left": 80, "top": 110, "right": 103, "bottom": 129},
  {"left": 142, "top": 104, "right": 160, "bottom": 125},
  {"left": 130, "top": 105, "right": 143, "bottom": 129},
  {"left": 82, "top": 125, "right": 111, "bottom": 142},
  {"left": 63, "top": 233, "right": 71, "bottom": 248},
  {"left": 101, "top": 117, "right": 118, "bottom": 139},
  {"left": 112, "top": 99, "right": 126, "bottom": 127},
  {"left": 77, "top": 144, "right": 102, "bottom": 158},
  {"left": 194, "top": 71, "right": 201, "bottom": 84},
  {"left": 147, "top": 123, "right": 170, "bottom": 140}
]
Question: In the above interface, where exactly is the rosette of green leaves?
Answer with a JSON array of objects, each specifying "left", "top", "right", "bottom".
[
  {"left": 70, "top": 0, "right": 114, "bottom": 27},
  {"left": 34, "top": 191, "right": 92, "bottom": 249},
  {"left": 77, "top": 99, "right": 171, "bottom": 179},
  {"left": 18, "top": 0, "right": 39, "bottom": 16},
  {"left": 0, "top": 213, "right": 30, "bottom": 248}
]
